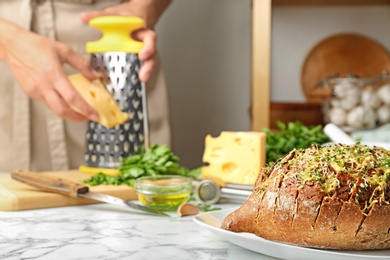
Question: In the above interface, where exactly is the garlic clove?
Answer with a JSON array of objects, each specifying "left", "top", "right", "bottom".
[
  {"left": 177, "top": 203, "right": 200, "bottom": 217},
  {"left": 362, "top": 89, "right": 381, "bottom": 109},
  {"left": 377, "top": 105, "right": 390, "bottom": 124},
  {"left": 362, "top": 107, "right": 377, "bottom": 129},
  {"left": 346, "top": 106, "right": 365, "bottom": 129},
  {"left": 329, "top": 107, "right": 347, "bottom": 126},
  {"left": 377, "top": 84, "right": 390, "bottom": 105}
]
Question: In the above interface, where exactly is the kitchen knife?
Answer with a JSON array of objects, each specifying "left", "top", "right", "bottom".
[{"left": 11, "top": 170, "right": 168, "bottom": 216}]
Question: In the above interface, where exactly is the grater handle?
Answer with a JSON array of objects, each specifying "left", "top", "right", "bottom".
[
  {"left": 86, "top": 16, "right": 144, "bottom": 54},
  {"left": 11, "top": 170, "right": 89, "bottom": 198}
]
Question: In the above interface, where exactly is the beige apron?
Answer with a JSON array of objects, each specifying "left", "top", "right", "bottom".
[{"left": 0, "top": 0, "right": 171, "bottom": 172}]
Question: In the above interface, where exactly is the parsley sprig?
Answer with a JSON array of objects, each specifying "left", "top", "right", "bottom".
[
  {"left": 83, "top": 145, "right": 200, "bottom": 187},
  {"left": 263, "top": 121, "right": 330, "bottom": 164}
]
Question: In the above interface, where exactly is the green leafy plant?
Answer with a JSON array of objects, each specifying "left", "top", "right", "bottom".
[
  {"left": 263, "top": 121, "right": 330, "bottom": 164},
  {"left": 83, "top": 145, "right": 200, "bottom": 187},
  {"left": 196, "top": 203, "right": 222, "bottom": 212}
]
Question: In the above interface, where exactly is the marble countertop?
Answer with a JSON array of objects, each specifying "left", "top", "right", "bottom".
[{"left": 0, "top": 201, "right": 278, "bottom": 260}]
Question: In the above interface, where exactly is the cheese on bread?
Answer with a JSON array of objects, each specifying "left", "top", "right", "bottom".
[
  {"left": 201, "top": 131, "right": 266, "bottom": 185},
  {"left": 68, "top": 74, "right": 129, "bottom": 128},
  {"left": 222, "top": 144, "right": 390, "bottom": 250}
]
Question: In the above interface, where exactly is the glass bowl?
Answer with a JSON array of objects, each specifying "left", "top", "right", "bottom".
[{"left": 134, "top": 175, "right": 193, "bottom": 211}]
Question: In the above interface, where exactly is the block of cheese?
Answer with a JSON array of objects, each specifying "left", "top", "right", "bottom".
[
  {"left": 201, "top": 131, "right": 266, "bottom": 185},
  {"left": 68, "top": 73, "right": 129, "bottom": 128}
]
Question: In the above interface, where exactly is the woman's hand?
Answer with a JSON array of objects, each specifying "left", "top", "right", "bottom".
[
  {"left": 80, "top": 0, "right": 172, "bottom": 82},
  {"left": 0, "top": 19, "right": 99, "bottom": 122}
]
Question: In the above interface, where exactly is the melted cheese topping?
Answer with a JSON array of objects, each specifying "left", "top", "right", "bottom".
[{"left": 262, "top": 144, "right": 390, "bottom": 213}]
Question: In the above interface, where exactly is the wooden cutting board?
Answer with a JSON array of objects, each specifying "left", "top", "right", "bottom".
[{"left": 0, "top": 170, "right": 137, "bottom": 211}]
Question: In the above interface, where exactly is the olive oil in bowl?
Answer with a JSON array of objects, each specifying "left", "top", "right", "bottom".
[{"left": 134, "top": 175, "right": 193, "bottom": 211}]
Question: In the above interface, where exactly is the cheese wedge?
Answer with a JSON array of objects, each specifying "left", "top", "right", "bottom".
[
  {"left": 68, "top": 73, "right": 129, "bottom": 128},
  {"left": 201, "top": 131, "right": 266, "bottom": 185}
]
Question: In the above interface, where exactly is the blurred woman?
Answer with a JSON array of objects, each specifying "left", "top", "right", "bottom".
[{"left": 0, "top": 0, "right": 172, "bottom": 172}]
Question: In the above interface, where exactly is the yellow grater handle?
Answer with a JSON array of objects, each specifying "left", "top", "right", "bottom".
[{"left": 86, "top": 16, "right": 145, "bottom": 54}]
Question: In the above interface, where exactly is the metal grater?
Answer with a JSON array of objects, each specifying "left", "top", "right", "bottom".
[{"left": 84, "top": 52, "right": 149, "bottom": 168}]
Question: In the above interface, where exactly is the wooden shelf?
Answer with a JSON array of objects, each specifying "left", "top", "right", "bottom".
[
  {"left": 270, "top": 102, "right": 324, "bottom": 130},
  {"left": 251, "top": 0, "right": 390, "bottom": 131}
]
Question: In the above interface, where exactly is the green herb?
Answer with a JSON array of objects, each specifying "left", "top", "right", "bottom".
[
  {"left": 263, "top": 121, "right": 330, "bottom": 164},
  {"left": 188, "top": 194, "right": 222, "bottom": 212},
  {"left": 83, "top": 172, "right": 129, "bottom": 186},
  {"left": 313, "top": 172, "right": 325, "bottom": 184},
  {"left": 379, "top": 157, "right": 390, "bottom": 168},
  {"left": 355, "top": 194, "right": 360, "bottom": 204},
  {"left": 196, "top": 203, "right": 222, "bottom": 212},
  {"left": 83, "top": 145, "right": 200, "bottom": 186}
]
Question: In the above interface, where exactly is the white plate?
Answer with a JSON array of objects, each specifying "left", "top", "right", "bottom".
[{"left": 193, "top": 208, "right": 390, "bottom": 260}]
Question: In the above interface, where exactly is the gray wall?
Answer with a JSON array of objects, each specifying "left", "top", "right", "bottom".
[
  {"left": 156, "top": 2, "right": 390, "bottom": 169},
  {"left": 157, "top": 0, "right": 252, "bottom": 169}
]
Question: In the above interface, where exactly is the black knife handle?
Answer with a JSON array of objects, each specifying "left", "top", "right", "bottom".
[{"left": 11, "top": 170, "right": 89, "bottom": 198}]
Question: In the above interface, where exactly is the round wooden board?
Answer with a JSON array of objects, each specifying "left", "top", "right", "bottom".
[{"left": 301, "top": 33, "right": 390, "bottom": 103}]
